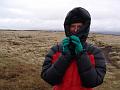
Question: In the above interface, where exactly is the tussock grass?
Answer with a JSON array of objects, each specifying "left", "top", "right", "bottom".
[{"left": 0, "top": 31, "right": 120, "bottom": 90}]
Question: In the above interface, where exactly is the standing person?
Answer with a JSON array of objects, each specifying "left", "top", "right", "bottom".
[{"left": 41, "top": 7, "right": 106, "bottom": 90}]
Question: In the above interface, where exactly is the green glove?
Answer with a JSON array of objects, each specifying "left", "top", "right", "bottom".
[
  {"left": 62, "top": 37, "right": 70, "bottom": 54},
  {"left": 70, "top": 35, "right": 83, "bottom": 54}
]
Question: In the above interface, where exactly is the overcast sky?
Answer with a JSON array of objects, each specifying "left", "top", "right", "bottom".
[{"left": 0, "top": 0, "right": 120, "bottom": 32}]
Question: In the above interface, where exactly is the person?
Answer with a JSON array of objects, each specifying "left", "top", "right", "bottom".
[{"left": 41, "top": 7, "right": 106, "bottom": 90}]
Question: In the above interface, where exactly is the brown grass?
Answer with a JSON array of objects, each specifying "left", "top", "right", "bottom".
[{"left": 0, "top": 31, "right": 120, "bottom": 90}]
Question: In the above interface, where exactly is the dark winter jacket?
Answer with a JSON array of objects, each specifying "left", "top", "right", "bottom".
[{"left": 41, "top": 43, "right": 106, "bottom": 90}]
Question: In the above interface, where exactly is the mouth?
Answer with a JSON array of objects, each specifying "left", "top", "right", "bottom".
[
  {"left": 70, "top": 30, "right": 79, "bottom": 35},
  {"left": 71, "top": 32, "right": 77, "bottom": 35}
]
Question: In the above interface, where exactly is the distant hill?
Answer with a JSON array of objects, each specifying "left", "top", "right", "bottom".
[
  {"left": 0, "top": 29, "right": 120, "bottom": 35},
  {"left": 91, "top": 31, "right": 120, "bottom": 36}
]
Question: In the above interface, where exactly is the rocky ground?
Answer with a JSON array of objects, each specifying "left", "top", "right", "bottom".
[{"left": 0, "top": 31, "right": 120, "bottom": 90}]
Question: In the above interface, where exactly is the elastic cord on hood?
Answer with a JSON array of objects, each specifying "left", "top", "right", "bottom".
[{"left": 64, "top": 7, "right": 91, "bottom": 43}]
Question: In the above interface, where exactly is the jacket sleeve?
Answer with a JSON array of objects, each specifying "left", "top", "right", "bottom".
[
  {"left": 76, "top": 46, "right": 106, "bottom": 88},
  {"left": 41, "top": 45, "right": 72, "bottom": 86}
]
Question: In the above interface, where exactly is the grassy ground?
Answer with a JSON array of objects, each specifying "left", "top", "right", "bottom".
[{"left": 0, "top": 31, "right": 120, "bottom": 90}]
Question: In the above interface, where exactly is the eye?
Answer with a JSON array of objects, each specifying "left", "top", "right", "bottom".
[
  {"left": 78, "top": 24, "right": 83, "bottom": 28},
  {"left": 70, "top": 25, "right": 75, "bottom": 28},
  {"left": 77, "top": 25, "right": 81, "bottom": 29}
]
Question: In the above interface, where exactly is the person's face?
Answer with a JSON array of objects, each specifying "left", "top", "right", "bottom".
[{"left": 70, "top": 23, "right": 83, "bottom": 34}]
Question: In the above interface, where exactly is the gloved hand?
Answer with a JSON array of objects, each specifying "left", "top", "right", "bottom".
[
  {"left": 62, "top": 37, "right": 70, "bottom": 54},
  {"left": 70, "top": 35, "right": 83, "bottom": 54}
]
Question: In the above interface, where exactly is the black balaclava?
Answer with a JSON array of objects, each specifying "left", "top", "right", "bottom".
[{"left": 64, "top": 7, "right": 91, "bottom": 46}]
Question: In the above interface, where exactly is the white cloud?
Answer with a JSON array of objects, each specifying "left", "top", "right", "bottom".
[
  {"left": 0, "top": 0, "right": 120, "bottom": 32},
  {"left": 8, "top": 8, "right": 31, "bottom": 16},
  {"left": 0, "top": 18, "right": 30, "bottom": 23}
]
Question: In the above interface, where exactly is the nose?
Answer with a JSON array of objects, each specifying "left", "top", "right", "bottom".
[{"left": 74, "top": 26, "right": 79, "bottom": 32}]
